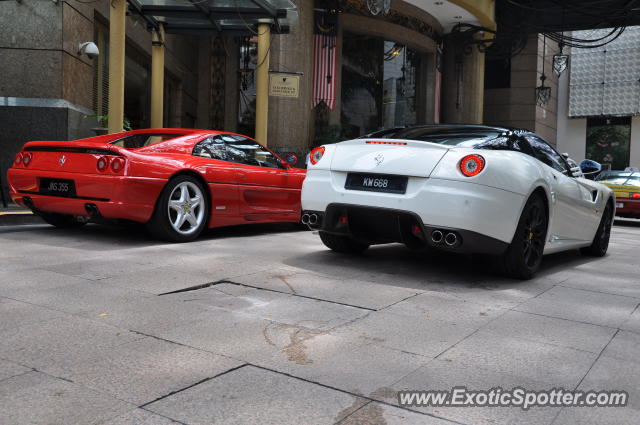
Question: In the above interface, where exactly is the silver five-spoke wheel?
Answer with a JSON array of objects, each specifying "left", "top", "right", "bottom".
[
  {"left": 167, "top": 181, "right": 205, "bottom": 236},
  {"left": 147, "top": 175, "right": 209, "bottom": 242}
]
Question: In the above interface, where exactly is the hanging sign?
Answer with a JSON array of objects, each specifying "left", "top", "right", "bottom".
[{"left": 269, "top": 73, "right": 300, "bottom": 98}]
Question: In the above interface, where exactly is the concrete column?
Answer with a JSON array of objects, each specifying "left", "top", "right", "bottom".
[
  {"left": 267, "top": 0, "right": 315, "bottom": 154},
  {"left": 150, "top": 25, "right": 165, "bottom": 129},
  {"left": 255, "top": 22, "right": 271, "bottom": 145},
  {"left": 441, "top": 34, "right": 485, "bottom": 124},
  {"left": 107, "top": 0, "right": 126, "bottom": 133}
]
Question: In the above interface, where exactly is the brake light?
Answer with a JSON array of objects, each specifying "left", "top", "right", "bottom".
[
  {"left": 459, "top": 154, "right": 485, "bottom": 177},
  {"left": 14, "top": 153, "right": 23, "bottom": 166},
  {"left": 97, "top": 156, "right": 109, "bottom": 172},
  {"left": 22, "top": 152, "right": 33, "bottom": 166},
  {"left": 310, "top": 147, "right": 325, "bottom": 165},
  {"left": 365, "top": 141, "right": 407, "bottom": 145},
  {"left": 632, "top": 193, "right": 640, "bottom": 199},
  {"left": 111, "top": 157, "right": 125, "bottom": 172}
]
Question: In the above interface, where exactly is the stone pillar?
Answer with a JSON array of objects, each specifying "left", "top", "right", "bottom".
[
  {"left": 267, "top": 0, "right": 315, "bottom": 155},
  {"left": 441, "top": 34, "right": 485, "bottom": 124}
]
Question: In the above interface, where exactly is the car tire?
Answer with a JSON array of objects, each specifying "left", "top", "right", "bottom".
[
  {"left": 39, "top": 212, "right": 87, "bottom": 229},
  {"left": 319, "top": 231, "right": 370, "bottom": 254},
  {"left": 147, "top": 175, "right": 209, "bottom": 242},
  {"left": 496, "top": 193, "right": 548, "bottom": 280},
  {"left": 580, "top": 202, "right": 613, "bottom": 257}
]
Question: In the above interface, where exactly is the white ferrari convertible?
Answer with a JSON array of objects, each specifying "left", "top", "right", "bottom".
[{"left": 301, "top": 125, "right": 614, "bottom": 279}]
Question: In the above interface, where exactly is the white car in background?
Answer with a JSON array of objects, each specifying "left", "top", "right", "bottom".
[{"left": 301, "top": 125, "right": 614, "bottom": 279}]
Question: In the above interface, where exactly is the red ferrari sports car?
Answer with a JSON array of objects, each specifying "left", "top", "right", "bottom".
[{"left": 8, "top": 129, "right": 306, "bottom": 241}]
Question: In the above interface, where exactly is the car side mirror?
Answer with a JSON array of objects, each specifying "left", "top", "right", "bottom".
[
  {"left": 281, "top": 153, "right": 298, "bottom": 168},
  {"left": 580, "top": 159, "right": 602, "bottom": 178},
  {"left": 563, "top": 155, "right": 583, "bottom": 178}
]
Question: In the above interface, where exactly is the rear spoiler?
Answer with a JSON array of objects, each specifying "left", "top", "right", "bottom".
[{"left": 22, "top": 141, "right": 127, "bottom": 156}]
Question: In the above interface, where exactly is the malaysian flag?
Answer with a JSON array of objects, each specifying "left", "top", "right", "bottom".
[{"left": 313, "top": 34, "right": 338, "bottom": 110}]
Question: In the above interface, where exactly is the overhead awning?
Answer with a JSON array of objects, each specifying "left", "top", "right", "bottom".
[{"left": 127, "top": 0, "right": 298, "bottom": 36}]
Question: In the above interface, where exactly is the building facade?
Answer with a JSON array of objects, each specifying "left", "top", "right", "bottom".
[
  {"left": 483, "top": 26, "right": 640, "bottom": 171},
  {"left": 557, "top": 27, "right": 640, "bottom": 170}
]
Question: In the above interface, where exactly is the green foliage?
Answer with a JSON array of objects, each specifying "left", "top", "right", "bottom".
[{"left": 86, "top": 114, "right": 133, "bottom": 131}]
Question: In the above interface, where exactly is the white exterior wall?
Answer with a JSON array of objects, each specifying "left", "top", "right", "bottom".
[
  {"left": 556, "top": 69, "right": 587, "bottom": 161},
  {"left": 630, "top": 116, "right": 640, "bottom": 168}
]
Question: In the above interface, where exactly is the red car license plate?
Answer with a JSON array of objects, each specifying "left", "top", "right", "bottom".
[{"left": 40, "top": 178, "right": 77, "bottom": 197}]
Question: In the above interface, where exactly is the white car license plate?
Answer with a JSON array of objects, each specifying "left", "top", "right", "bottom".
[
  {"left": 616, "top": 202, "right": 624, "bottom": 209},
  {"left": 345, "top": 173, "right": 408, "bottom": 194}
]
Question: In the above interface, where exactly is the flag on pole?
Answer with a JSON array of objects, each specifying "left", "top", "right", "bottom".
[
  {"left": 313, "top": 34, "right": 338, "bottom": 110},
  {"left": 434, "top": 42, "right": 443, "bottom": 123}
]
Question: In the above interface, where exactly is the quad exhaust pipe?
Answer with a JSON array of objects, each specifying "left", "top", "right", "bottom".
[
  {"left": 431, "top": 229, "right": 460, "bottom": 247},
  {"left": 301, "top": 213, "right": 319, "bottom": 226},
  {"left": 444, "top": 232, "right": 458, "bottom": 246}
]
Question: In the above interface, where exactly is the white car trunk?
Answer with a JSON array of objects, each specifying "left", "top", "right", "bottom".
[{"left": 329, "top": 139, "right": 450, "bottom": 178}]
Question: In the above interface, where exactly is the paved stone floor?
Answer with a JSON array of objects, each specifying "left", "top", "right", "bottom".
[{"left": 0, "top": 219, "right": 639, "bottom": 425}]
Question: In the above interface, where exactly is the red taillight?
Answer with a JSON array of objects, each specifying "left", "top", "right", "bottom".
[
  {"left": 14, "top": 153, "right": 23, "bottom": 166},
  {"left": 459, "top": 154, "right": 485, "bottom": 177},
  {"left": 310, "top": 147, "right": 325, "bottom": 165},
  {"left": 111, "top": 157, "right": 125, "bottom": 172},
  {"left": 632, "top": 193, "right": 640, "bottom": 199},
  {"left": 22, "top": 152, "right": 33, "bottom": 166},
  {"left": 97, "top": 156, "right": 109, "bottom": 172}
]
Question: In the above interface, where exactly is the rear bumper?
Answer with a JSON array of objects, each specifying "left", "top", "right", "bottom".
[
  {"left": 615, "top": 198, "right": 640, "bottom": 218},
  {"left": 8, "top": 168, "right": 166, "bottom": 223},
  {"left": 303, "top": 204, "right": 509, "bottom": 255},
  {"left": 301, "top": 169, "right": 525, "bottom": 244}
]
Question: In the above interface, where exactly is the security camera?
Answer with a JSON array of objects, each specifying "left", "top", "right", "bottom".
[{"left": 78, "top": 42, "right": 99, "bottom": 59}]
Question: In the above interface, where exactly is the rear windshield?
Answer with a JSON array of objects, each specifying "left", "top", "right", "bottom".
[
  {"left": 596, "top": 171, "right": 640, "bottom": 186},
  {"left": 110, "top": 133, "right": 185, "bottom": 149},
  {"left": 385, "top": 127, "right": 503, "bottom": 147}
]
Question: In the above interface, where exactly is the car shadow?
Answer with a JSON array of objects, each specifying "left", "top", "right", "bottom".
[
  {"left": 614, "top": 218, "right": 640, "bottom": 228},
  {"left": 0, "top": 221, "right": 307, "bottom": 251},
  {"left": 282, "top": 242, "right": 601, "bottom": 291}
]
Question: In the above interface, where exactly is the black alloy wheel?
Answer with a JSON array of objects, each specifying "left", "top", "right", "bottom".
[
  {"left": 581, "top": 203, "right": 613, "bottom": 257},
  {"left": 496, "top": 193, "right": 548, "bottom": 280}
]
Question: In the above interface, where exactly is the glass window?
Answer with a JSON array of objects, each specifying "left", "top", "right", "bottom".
[
  {"left": 194, "top": 134, "right": 281, "bottom": 168},
  {"left": 586, "top": 117, "right": 631, "bottom": 170},
  {"left": 193, "top": 136, "right": 227, "bottom": 161},
  {"left": 596, "top": 171, "right": 640, "bottom": 186},
  {"left": 110, "top": 133, "right": 186, "bottom": 149},
  {"left": 223, "top": 135, "right": 281, "bottom": 168},
  {"left": 525, "top": 135, "right": 569, "bottom": 173},
  {"left": 339, "top": 34, "right": 423, "bottom": 139}
]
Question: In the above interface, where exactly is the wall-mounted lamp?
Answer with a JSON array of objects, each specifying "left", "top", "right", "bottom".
[{"left": 78, "top": 42, "right": 99, "bottom": 59}]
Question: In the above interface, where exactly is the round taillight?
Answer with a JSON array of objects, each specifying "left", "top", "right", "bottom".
[
  {"left": 22, "top": 152, "right": 33, "bottom": 166},
  {"left": 111, "top": 157, "right": 125, "bottom": 172},
  {"left": 310, "top": 147, "right": 325, "bottom": 165},
  {"left": 632, "top": 193, "right": 640, "bottom": 199},
  {"left": 14, "top": 153, "right": 23, "bottom": 166},
  {"left": 97, "top": 156, "right": 109, "bottom": 172},
  {"left": 459, "top": 154, "right": 485, "bottom": 177}
]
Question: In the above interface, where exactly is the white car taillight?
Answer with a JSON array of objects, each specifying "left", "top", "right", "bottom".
[
  {"left": 459, "top": 154, "right": 485, "bottom": 177},
  {"left": 310, "top": 147, "right": 325, "bottom": 165}
]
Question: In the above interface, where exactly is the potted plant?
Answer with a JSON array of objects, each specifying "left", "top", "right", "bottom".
[{"left": 86, "top": 114, "right": 133, "bottom": 136}]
